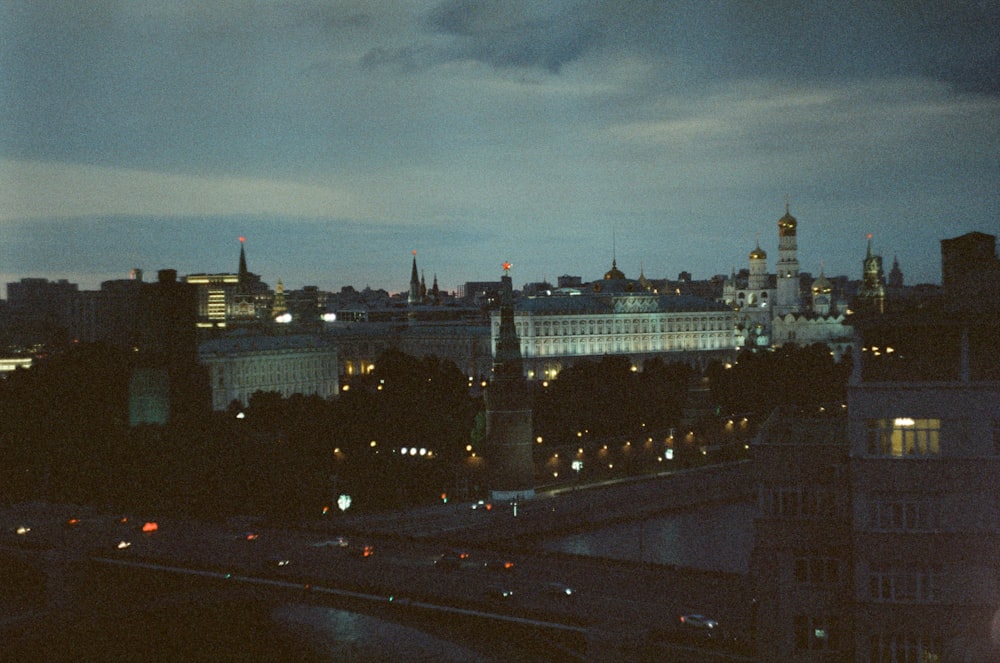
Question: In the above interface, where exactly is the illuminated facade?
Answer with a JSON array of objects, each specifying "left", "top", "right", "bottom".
[
  {"left": 496, "top": 291, "right": 735, "bottom": 380},
  {"left": 723, "top": 203, "right": 854, "bottom": 355},
  {"left": 185, "top": 239, "right": 270, "bottom": 328},
  {"left": 198, "top": 335, "right": 339, "bottom": 410}
]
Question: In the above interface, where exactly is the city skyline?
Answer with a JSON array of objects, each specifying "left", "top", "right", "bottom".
[{"left": 2, "top": 2, "right": 998, "bottom": 297}]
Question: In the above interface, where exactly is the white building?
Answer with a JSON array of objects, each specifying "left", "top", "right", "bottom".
[
  {"left": 198, "top": 334, "right": 339, "bottom": 410},
  {"left": 493, "top": 290, "right": 736, "bottom": 380},
  {"left": 722, "top": 203, "right": 854, "bottom": 355}
]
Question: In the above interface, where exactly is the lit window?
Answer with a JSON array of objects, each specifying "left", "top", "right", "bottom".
[{"left": 866, "top": 418, "right": 940, "bottom": 457}]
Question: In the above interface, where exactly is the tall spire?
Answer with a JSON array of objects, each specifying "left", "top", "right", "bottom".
[
  {"left": 238, "top": 236, "right": 249, "bottom": 282},
  {"left": 408, "top": 250, "right": 420, "bottom": 305}
]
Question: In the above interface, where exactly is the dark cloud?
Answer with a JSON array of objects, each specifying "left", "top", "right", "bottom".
[
  {"left": 409, "top": 0, "right": 1000, "bottom": 94},
  {"left": 423, "top": 0, "right": 604, "bottom": 72}
]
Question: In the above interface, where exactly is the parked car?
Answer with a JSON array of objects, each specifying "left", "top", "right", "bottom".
[{"left": 678, "top": 613, "right": 719, "bottom": 637}]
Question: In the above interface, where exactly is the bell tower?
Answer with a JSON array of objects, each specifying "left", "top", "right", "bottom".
[{"left": 774, "top": 199, "right": 802, "bottom": 315}]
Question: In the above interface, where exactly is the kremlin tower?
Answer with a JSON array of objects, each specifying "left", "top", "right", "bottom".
[{"left": 485, "top": 262, "right": 535, "bottom": 502}]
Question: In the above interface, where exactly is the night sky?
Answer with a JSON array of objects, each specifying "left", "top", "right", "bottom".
[{"left": 1, "top": 1, "right": 998, "bottom": 297}]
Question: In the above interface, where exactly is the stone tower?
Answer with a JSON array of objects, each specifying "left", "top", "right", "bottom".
[
  {"left": 858, "top": 234, "right": 886, "bottom": 314},
  {"left": 774, "top": 201, "right": 801, "bottom": 315},
  {"left": 485, "top": 264, "right": 535, "bottom": 502}
]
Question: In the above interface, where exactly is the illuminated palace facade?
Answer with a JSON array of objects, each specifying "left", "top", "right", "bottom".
[{"left": 492, "top": 286, "right": 736, "bottom": 380}]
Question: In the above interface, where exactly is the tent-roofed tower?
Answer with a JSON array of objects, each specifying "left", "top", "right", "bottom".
[
  {"left": 408, "top": 250, "right": 420, "bottom": 305},
  {"left": 485, "top": 262, "right": 535, "bottom": 502}
]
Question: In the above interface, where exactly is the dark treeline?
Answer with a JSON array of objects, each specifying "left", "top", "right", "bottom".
[
  {"left": 532, "top": 355, "right": 692, "bottom": 445},
  {"left": 0, "top": 342, "right": 850, "bottom": 520},
  {"left": 708, "top": 344, "right": 852, "bottom": 415}
]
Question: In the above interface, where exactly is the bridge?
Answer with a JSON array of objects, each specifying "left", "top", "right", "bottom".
[{"left": 1, "top": 463, "right": 757, "bottom": 662}]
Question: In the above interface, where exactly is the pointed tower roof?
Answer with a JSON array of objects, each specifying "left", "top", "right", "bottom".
[
  {"left": 238, "top": 236, "right": 249, "bottom": 281},
  {"left": 494, "top": 262, "right": 524, "bottom": 377}
]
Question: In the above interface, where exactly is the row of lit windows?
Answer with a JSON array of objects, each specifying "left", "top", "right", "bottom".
[
  {"left": 528, "top": 334, "right": 727, "bottom": 356},
  {"left": 866, "top": 418, "right": 940, "bottom": 457},
  {"left": 213, "top": 355, "right": 336, "bottom": 386},
  {"left": 868, "top": 567, "right": 942, "bottom": 603},
  {"left": 520, "top": 315, "right": 729, "bottom": 336}
]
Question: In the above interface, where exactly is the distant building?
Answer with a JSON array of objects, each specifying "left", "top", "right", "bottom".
[
  {"left": 184, "top": 238, "right": 270, "bottom": 329},
  {"left": 4, "top": 278, "right": 78, "bottom": 343},
  {"left": 498, "top": 257, "right": 736, "bottom": 380},
  {"left": 723, "top": 203, "right": 854, "bottom": 356},
  {"left": 129, "top": 269, "right": 209, "bottom": 426},
  {"left": 198, "top": 334, "right": 339, "bottom": 410}
]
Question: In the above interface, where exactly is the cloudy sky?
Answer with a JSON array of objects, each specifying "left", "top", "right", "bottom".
[{"left": 1, "top": 1, "right": 997, "bottom": 297}]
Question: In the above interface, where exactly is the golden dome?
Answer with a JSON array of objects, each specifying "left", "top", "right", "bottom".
[
  {"left": 778, "top": 202, "right": 797, "bottom": 233},
  {"left": 604, "top": 258, "right": 625, "bottom": 280},
  {"left": 749, "top": 243, "right": 767, "bottom": 260}
]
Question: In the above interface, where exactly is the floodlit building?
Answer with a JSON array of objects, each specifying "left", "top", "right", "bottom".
[
  {"left": 722, "top": 203, "right": 855, "bottom": 355},
  {"left": 497, "top": 258, "right": 736, "bottom": 380}
]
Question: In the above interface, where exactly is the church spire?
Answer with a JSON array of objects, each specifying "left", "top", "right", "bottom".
[{"left": 408, "top": 250, "right": 420, "bottom": 305}]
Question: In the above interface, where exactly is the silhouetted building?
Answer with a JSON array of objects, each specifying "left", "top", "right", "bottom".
[
  {"left": 941, "top": 231, "right": 1000, "bottom": 304},
  {"left": 750, "top": 405, "right": 853, "bottom": 660},
  {"left": 129, "top": 269, "right": 208, "bottom": 426},
  {"left": 485, "top": 268, "right": 535, "bottom": 502}
]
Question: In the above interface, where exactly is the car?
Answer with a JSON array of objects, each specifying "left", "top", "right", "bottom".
[
  {"left": 312, "top": 536, "right": 349, "bottom": 548},
  {"left": 470, "top": 499, "right": 492, "bottom": 511},
  {"left": 481, "top": 558, "right": 515, "bottom": 571},
  {"left": 544, "top": 582, "right": 575, "bottom": 598},
  {"left": 266, "top": 557, "right": 292, "bottom": 569},
  {"left": 434, "top": 551, "right": 467, "bottom": 569},
  {"left": 484, "top": 584, "right": 514, "bottom": 600},
  {"left": 678, "top": 613, "right": 719, "bottom": 637}
]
